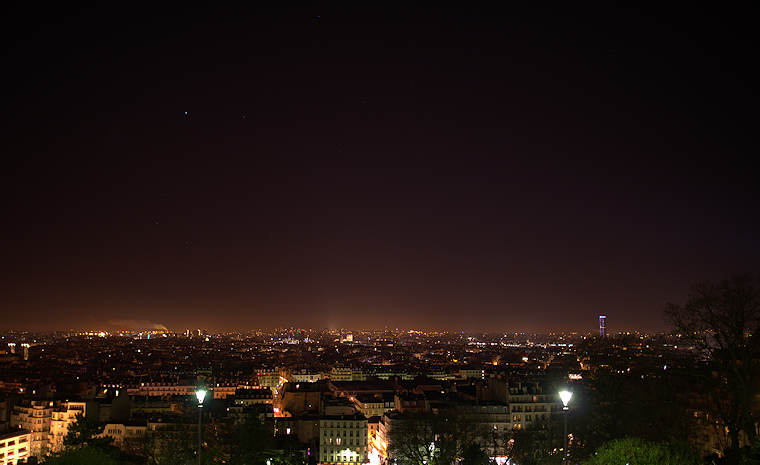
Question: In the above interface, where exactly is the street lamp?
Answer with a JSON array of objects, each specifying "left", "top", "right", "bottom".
[
  {"left": 196, "top": 388, "right": 207, "bottom": 465},
  {"left": 559, "top": 390, "right": 572, "bottom": 463}
]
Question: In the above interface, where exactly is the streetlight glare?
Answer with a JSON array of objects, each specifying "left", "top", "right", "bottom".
[
  {"left": 197, "top": 388, "right": 207, "bottom": 465},
  {"left": 559, "top": 389, "right": 573, "bottom": 462}
]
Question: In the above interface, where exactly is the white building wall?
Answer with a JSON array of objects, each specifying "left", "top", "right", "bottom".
[
  {"left": 0, "top": 429, "right": 32, "bottom": 465},
  {"left": 320, "top": 416, "right": 369, "bottom": 464}
]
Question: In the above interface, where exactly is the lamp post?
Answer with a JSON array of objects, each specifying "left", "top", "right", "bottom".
[
  {"left": 196, "top": 388, "right": 207, "bottom": 465},
  {"left": 559, "top": 390, "right": 572, "bottom": 463}
]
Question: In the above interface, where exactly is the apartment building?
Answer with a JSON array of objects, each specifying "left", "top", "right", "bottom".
[
  {"left": 319, "top": 412, "right": 368, "bottom": 465},
  {"left": 9, "top": 400, "right": 53, "bottom": 456},
  {"left": 101, "top": 422, "right": 147, "bottom": 453},
  {"left": 479, "top": 379, "right": 557, "bottom": 430},
  {"left": 351, "top": 393, "right": 395, "bottom": 418},
  {"left": 0, "top": 429, "right": 31, "bottom": 465},
  {"left": 126, "top": 381, "right": 196, "bottom": 397},
  {"left": 49, "top": 401, "right": 88, "bottom": 453}
]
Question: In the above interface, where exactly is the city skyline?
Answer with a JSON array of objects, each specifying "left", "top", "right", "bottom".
[
  {"left": 0, "top": 323, "right": 615, "bottom": 337},
  {"left": 3, "top": 3, "right": 758, "bottom": 334}
]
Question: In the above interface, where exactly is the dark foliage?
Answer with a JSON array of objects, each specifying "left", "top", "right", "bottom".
[
  {"left": 664, "top": 273, "right": 760, "bottom": 457},
  {"left": 387, "top": 410, "right": 488, "bottom": 465}
]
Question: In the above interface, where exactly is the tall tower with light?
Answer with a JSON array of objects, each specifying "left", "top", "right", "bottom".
[{"left": 599, "top": 315, "right": 606, "bottom": 338}]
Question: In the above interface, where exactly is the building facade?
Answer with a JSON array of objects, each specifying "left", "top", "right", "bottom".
[
  {"left": 49, "top": 401, "right": 88, "bottom": 453},
  {"left": 9, "top": 400, "right": 53, "bottom": 456},
  {"left": 0, "top": 429, "right": 32, "bottom": 465},
  {"left": 320, "top": 413, "right": 368, "bottom": 465}
]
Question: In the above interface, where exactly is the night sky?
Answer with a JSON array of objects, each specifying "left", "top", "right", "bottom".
[{"left": 3, "top": 3, "right": 758, "bottom": 334}]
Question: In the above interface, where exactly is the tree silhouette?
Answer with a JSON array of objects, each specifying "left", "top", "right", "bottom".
[
  {"left": 387, "top": 410, "right": 488, "bottom": 465},
  {"left": 204, "top": 413, "right": 276, "bottom": 465},
  {"left": 142, "top": 420, "right": 197, "bottom": 465},
  {"left": 38, "top": 447, "right": 120, "bottom": 464},
  {"left": 460, "top": 442, "right": 490, "bottom": 465},
  {"left": 63, "top": 412, "right": 114, "bottom": 449},
  {"left": 506, "top": 415, "right": 564, "bottom": 465},
  {"left": 664, "top": 272, "right": 760, "bottom": 456}
]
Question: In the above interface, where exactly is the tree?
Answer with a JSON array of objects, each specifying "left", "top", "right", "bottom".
[
  {"left": 40, "top": 446, "right": 119, "bottom": 465},
  {"left": 664, "top": 273, "right": 760, "bottom": 455},
  {"left": 460, "top": 442, "right": 490, "bottom": 465},
  {"left": 568, "top": 335, "right": 692, "bottom": 462},
  {"left": 746, "top": 435, "right": 760, "bottom": 465},
  {"left": 387, "top": 410, "right": 488, "bottom": 465},
  {"left": 204, "top": 413, "right": 276, "bottom": 465},
  {"left": 143, "top": 420, "right": 198, "bottom": 465},
  {"left": 63, "top": 412, "right": 114, "bottom": 449},
  {"left": 272, "top": 437, "right": 308, "bottom": 465},
  {"left": 582, "top": 437, "right": 701, "bottom": 465},
  {"left": 505, "top": 415, "right": 564, "bottom": 465}
]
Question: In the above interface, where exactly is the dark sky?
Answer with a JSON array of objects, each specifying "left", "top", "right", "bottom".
[{"left": 2, "top": 3, "right": 758, "bottom": 334}]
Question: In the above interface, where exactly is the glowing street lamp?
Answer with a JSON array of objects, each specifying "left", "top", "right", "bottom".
[
  {"left": 196, "top": 388, "right": 207, "bottom": 465},
  {"left": 559, "top": 390, "right": 572, "bottom": 463}
]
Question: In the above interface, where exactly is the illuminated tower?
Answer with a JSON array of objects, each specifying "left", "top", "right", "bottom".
[{"left": 599, "top": 315, "right": 606, "bottom": 338}]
